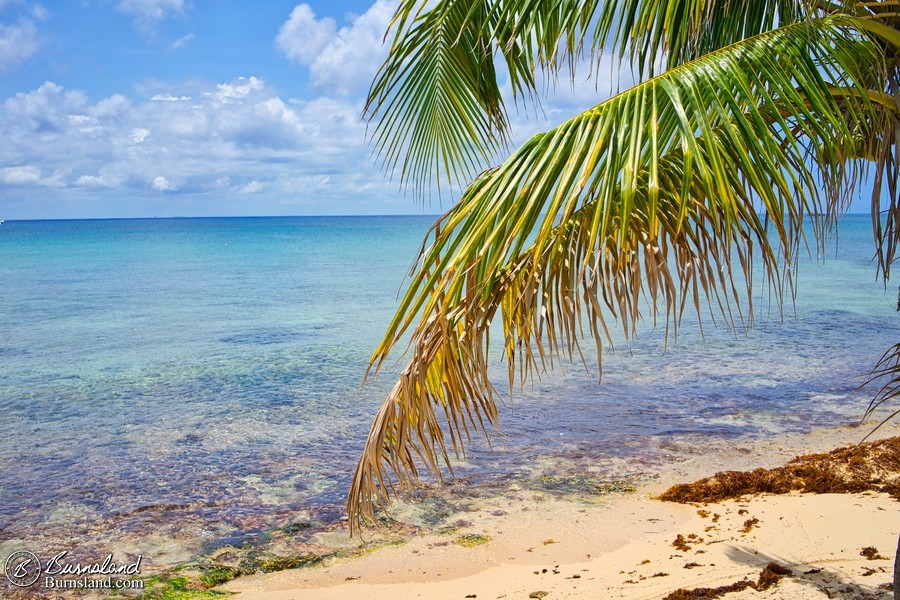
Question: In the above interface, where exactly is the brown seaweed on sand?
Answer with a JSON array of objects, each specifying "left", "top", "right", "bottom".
[
  {"left": 659, "top": 437, "right": 900, "bottom": 503},
  {"left": 662, "top": 562, "right": 792, "bottom": 599}
]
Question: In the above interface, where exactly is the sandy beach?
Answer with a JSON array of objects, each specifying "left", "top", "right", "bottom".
[{"left": 223, "top": 424, "right": 900, "bottom": 600}]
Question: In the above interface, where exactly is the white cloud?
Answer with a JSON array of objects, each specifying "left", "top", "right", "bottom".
[
  {"left": 75, "top": 173, "right": 119, "bottom": 188},
  {"left": 207, "top": 76, "right": 263, "bottom": 102},
  {"left": 1, "top": 165, "right": 40, "bottom": 184},
  {"left": 150, "top": 93, "right": 191, "bottom": 102},
  {"left": 276, "top": 4, "right": 335, "bottom": 65},
  {"left": 276, "top": 1, "right": 395, "bottom": 97},
  {"left": 151, "top": 175, "right": 174, "bottom": 191},
  {"left": 171, "top": 32, "right": 194, "bottom": 48},
  {"left": 2, "top": 82, "right": 88, "bottom": 132},
  {"left": 116, "top": 0, "right": 185, "bottom": 32},
  {"left": 90, "top": 94, "right": 131, "bottom": 119},
  {"left": 0, "top": 19, "right": 39, "bottom": 71},
  {"left": 130, "top": 127, "right": 150, "bottom": 143},
  {"left": 0, "top": 76, "right": 392, "bottom": 209},
  {"left": 238, "top": 180, "right": 263, "bottom": 194}
]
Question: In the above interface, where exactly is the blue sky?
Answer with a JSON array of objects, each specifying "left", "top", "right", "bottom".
[
  {"left": 0, "top": 1, "right": 879, "bottom": 219},
  {"left": 1, "top": 0, "right": 417, "bottom": 219}
]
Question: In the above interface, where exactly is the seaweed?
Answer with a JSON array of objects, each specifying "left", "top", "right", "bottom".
[
  {"left": 198, "top": 566, "right": 239, "bottom": 587},
  {"left": 740, "top": 517, "right": 759, "bottom": 534},
  {"left": 662, "top": 579, "right": 754, "bottom": 599},
  {"left": 138, "top": 574, "right": 234, "bottom": 599},
  {"left": 860, "top": 546, "right": 887, "bottom": 560},
  {"left": 672, "top": 534, "right": 692, "bottom": 552},
  {"left": 756, "top": 562, "right": 792, "bottom": 590},
  {"left": 454, "top": 533, "right": 491, "bottom": 548},
  {"left": 257, "top": 553, "right": 323, "bottom": 573},
  {"left": 659, "top": 437, "right": 900, "bottom": 503},
  {"left": 662, "top": 562, "right": 791, "bottom": 599}
]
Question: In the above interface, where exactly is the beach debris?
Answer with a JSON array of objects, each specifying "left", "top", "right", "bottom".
[
  {"left": 528, "top": 591, "right": 549, "bottom": 598},
  {"left": 542, "top": 539, "right": 557, "bottom": 546},
  {"left": 684, "top": 562, "right": 702, "bottom": 569},
  {"left": 659, "top": 437, "right": 900, "bottom": 503},
  {"left": 697, "top": 510, "right": 710, "bottom": 518},
  {"left": 672, "top": 534, "right": 692, "bottom": 552},
  {"left": 860, "top": 546, "right": 887, "bottom": 560},
  {"left": 756, "top": 562, "right": 792, "bottom": 590},
  {"left": 662, "top": 561, "right": 792, "bottom": 599},
  {"left": 740, "top": 517, "right": 760, "bottom": 534},
  {"left": 672, "top": 533, "right": 703, "bottom": 552}
]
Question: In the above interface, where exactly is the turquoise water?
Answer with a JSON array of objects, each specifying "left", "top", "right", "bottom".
[{"left": 0, "top": 215, "right": 897, "bottom": 563}]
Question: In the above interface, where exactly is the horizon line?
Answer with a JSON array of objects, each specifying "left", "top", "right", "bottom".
[{"left": 1, "top": 211, "right": 879, "bottom": 223}]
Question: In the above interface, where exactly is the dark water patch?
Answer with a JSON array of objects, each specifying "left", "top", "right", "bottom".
[
  {"left": 116, "top": 502, "right": 193, "bottom": 517},
  {"left": 200, "top": 528, "right": 273, "bottom": 553},
  {"left": 0, "top": 347, "right": 27, "bottom": 357}
]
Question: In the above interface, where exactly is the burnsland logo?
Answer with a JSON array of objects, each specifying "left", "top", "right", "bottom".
[
  {"left": 4, "top": 551, "right": 41, "bottom": 587},
  {"left": 4, "top": 550, "right": 144, "bottom": 590}
]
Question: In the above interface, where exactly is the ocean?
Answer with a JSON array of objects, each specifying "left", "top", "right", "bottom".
[{"left": 0, "top": 214, "right": 896, "bottom": 568}]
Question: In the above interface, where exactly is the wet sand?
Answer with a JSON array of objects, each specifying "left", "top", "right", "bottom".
[{"left": 222, "top": 423, "right": 900, "bottom": 599}]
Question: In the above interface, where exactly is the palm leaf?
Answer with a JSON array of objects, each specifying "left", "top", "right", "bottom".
[
  {"left": 349, "top": 16, "right": 897, "bottom": 531},
  {"left": 861, "top": 342, "right": 900, "bottom": 438},
  {"left": 365, "top": 0, "right": 511, "bottom": 198},
  {"left": 365, "top": 0, "right": 806, "bottom": 198}
]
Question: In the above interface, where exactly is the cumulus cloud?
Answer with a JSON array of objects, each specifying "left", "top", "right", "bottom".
[
  {"left": 3, "top": 82, "right": 88, "bottom": 132},
  {"left": 0, "top": 75, "right": 393, "bottom": 211},
  {"left": 276, "top": 1, "right": 394, "bottom": 97},
  {"left": 151, "top": 175, "right": 174, "bottom": 191},
  {"left": 275, "top": 4, "right": 335, "bottom": 66}
]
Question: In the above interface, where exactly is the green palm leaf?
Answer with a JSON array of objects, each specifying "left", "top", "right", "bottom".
[{"left": 349, "top": 15, "right": 898, "bottom": 530}]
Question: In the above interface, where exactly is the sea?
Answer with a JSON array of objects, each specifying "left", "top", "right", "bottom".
[{"left": 0, "top": 214, "right": 897, "bottom": 570}]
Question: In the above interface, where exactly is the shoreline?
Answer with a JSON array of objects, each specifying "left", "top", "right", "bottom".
[{"left": 222, "top": 422, "right": 900, "bottom": 599}]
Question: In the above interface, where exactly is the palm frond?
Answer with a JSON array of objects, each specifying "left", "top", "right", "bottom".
[
  {"left": 861, "top": 342, "right": 900, "bottom": 439},
  {"left": 594, "top": 0, "right": 808, "bottom": 79},
  {"left": 349, "top": 16, "right": 897, "bottom": 532},
  {"left": 365, "top": 0, "right": 804, "bottom": 197},
  {"left": 365, "top": 0, "right": 510, "bottom": 198}
]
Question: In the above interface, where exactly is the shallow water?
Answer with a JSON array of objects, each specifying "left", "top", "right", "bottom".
[{"left": 0, "top": 214, "right": 896, "bottom": 568}]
